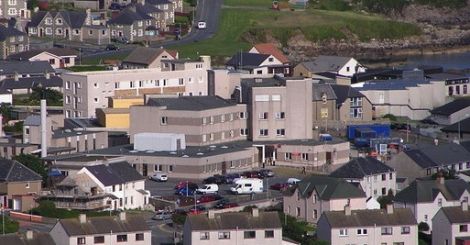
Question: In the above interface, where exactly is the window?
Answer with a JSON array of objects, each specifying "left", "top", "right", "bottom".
[
  {"left": 259, "top": 129, "right": 268, "bottom": 136},
  {"left": 265, "top": 230, "right": 274, "bottom": 238},
  {"left": 161, "top": 116, "right": 168, "bottom": 125},
  {"left": 426, "top": 169, "right": 431, "bottom": 176},
  {"left": 382, "top": 174, "right": 386, "bottom": 181},
  {"left": 349, "top": 108, "right": 363, "bottom": 119},
  {"left": 449, "top": 86, "right": 454, "bottom": 96},
  {"left": 114, "top": 82, "right": 119, "bottom": 89},
  {"left": 275, "top": 112, "right": 285, "bottom": 119},
  {"left": 381, "top": 227, "right": 392, "bottom": 235},
  {"left": 117, "top": 235, "right": 127, "bottom": 242},
  {"left": 169, "top": 165, "right": 173, "bottom": 172},
  {"left": 239, "top": 112, "right": 246, "bottom": 119},
  {"left": 438, "top": 198, "right": 443, "bottom": 207},
  {"left": 218, "top": 231, "right": 230, "bottom": 239},
  {"left": 136, "top": 233, "right": 145, "bottom": 241},
  {"left": 220, "top": 114, "right": 225, "bottom": 122},
  {"left": 77, "top": 237, "right": 86, "bottom": 244},
  {"left": 240, "top": 128, "right": 248, "bottom": 136},
  {"left": 301, "top": 153, "right": 309, "bottom": 161},
  {"left": 200, "top": 232, "right": 209, "bottom": 240},
  {"left": 313, "top": 209, "right": 318, "bottom": 219},
  {"left": 389, "top": 173, "right": 393, "bottom": 180},
  {"left": 357, "top": 228, "right": 367, "bottom": 235},
  {"left": 8, "top": 0, "right": 16, "bottom": 5},
  {"left": 393, "top": 243, "right": 405, "bottom": 245},
  {"left": 401, "top": 226, "right": 410, "bottom": 234},
  {"left": 25, "top": 182, "right": 30, "bottom": 188},
  {"left": 382, "top": 188, "right": 386, "bottom": 195},
  {"left": 94, "top": 236, "right": 105, "bottom": 244},
  {"left": 210, "top": 116, "right": 214, "bottom": 124},
  {"left": 424, "top": 215, "right": 428, "bottom": 222},
  {"left": 244, "top": 231, "right": 256, "bottom": 239},
  {"left": 94, "top": 98, "right": 99, "bottom": 103},
  {"left": 285, "top": 153, "right": 292, "bottom": 160},
  {"left": 276, "top": 129, "right": 285, "bottom": 136},
  {"left": 45, "top": 18, "right": 52, "bottom": 24},
  {"left": 464, "top": 85, "right": 468, "bottom": 94},
  {"left": 259, "top": 112, "right": 268, "bottom": 119},
  {"left": 179, "top": 78, "right": 184, "bottom": 85},
  {"left": 339, "top": 229, "right": 348, "bottom": 236},
  {"left": 460, "top": 225, "right": 468, "bottom": 232},
  {"left": 210, "top": 133, "right": 214, "bottom": 141},
  {"left": 268, "top": 57, "right": 274, "bottom": 62},
  {"left": 66, "top": 96, "right": 71, "bottom": 104},
  {"left": 350, "top": 97, "right": 363, "bottom": 107},
  {"left": 49, "top": 59, "right": 55, "bottom": 65}
]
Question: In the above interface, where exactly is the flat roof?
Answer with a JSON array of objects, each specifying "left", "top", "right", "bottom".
[{"left": 254, "top": 138, "right": 347, "bottom": 146}]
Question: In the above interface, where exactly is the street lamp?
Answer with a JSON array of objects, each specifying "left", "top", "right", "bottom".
[{"left": 458, "top": 113, "right": 469, "bottom": 142}]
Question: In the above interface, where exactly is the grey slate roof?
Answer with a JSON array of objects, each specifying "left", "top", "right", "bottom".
[
  {"left": 288, "top": 175, "right": 366, "bottom": 200},
  {"left": 312, "top": 84, "right": 337, "bottom": 101},
  {"left": 404, "top": 143, "right": 470, "bottom": 169},
  {"left": 186, "top": 211, "right": 281, "bottom": 231},
  {"left": 28, "top": 11, "right": 87, "bottom": 28},
  {"left": 0, "top": 232, "right": 55, "bottom": 245},
  {"left": 300, "top": 55, "right": 352, "bottom": 73},
  {"left": 462, "top": 141, "right": 470, "bottom": 153},
  {"left": 28, "top": 11, "right": 47, "bottom": 27},
  {"left": 329, "top": 157, "right": 395, "bottom": 179},
  {"left": 84, "top": 161, "right": 144, "bottom": 186},
  {"left": 441, "top": 118, "right": 470, "bottom": 134},
  {"left": 58, "top": 214, "right": 150, "bottom": 236},
  {"left": 330, "top": 84, "right": 364, "bottom": 103},
  {"left": 394, "top": 179, "right": 470, "bottom": 203},
  {"left": 0, "top": 158, "right": 42, "bottom": 182},
  {"left": 8, "top": 48, "right": 78, "bottom": 61},
  {"left": 226, "top": 52, "right": 270, "bottom": 68},
  {"left": 321, "top": 208, "right": 417, "bottom": 228},
  {"left": 0, "top": 26, "right": 26, "bottom": 41},
  {"left": 356, "top": 79, "right": 430, "bottom": 91},
  {"left": 147, "top": 96, "right": 236, "bottom": 111},
  {"left": 0, "top": 75, "right": 63, "bottom": 93},
  {"left": 108, "top": 8, "right": 152, "bottom": 25},
  {"left": 0, "top": 61, "right": 54, "bottom": 76},
  {"left": 430, "top": 99, "right": 470, "bottom": 116},
  {"left": 24, "top": 115, "right": 41, "bottom": 126},
  {"left": 123, "top": 47, "right": 167, "bottom": 65},
  {"left": 134, "top": 3, "right": 163, "bottom": 15},
  {"left": 440, "top": 206, "right": 470, "bottom": 223}
]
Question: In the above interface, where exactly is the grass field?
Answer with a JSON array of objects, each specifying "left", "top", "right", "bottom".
[
  {"left": 174, "top": 7, "right": 421, "bottom": 59},
  {"left": 223, "top": 0, "right": 273, "bottom": 7}
]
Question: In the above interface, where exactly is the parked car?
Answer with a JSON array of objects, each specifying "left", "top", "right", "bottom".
[
  {"left": 270, "top": 183, "right": 289, "bottom": 191},
  {"left": 188, "top": 206, "right": 206, "bottom": 215},
  {"left": 112, "top": 37, "right": 129, "bottom": 44},
  {"left": 287, "top": 178, "right": 301, "bottom": 186},
  {"left": 215, "top": 199, "right": 239, "bottom": 209},
  {"left": 152, "top": 210, "right": 173, "bottom": 220},
  {"left": 197, "top": 194, "right": 222, "bottom": 204},
  {"left": 259, "top": 169, "right": 275, "bottom": 178},
  {"left": 242, "top": 171, "right": 262, "bottom": 179},
  {"left": 197, "top": 21, "right": 207, "bottom": 29},
  {"left": 105, "top": 44, "right": 119, "bottom": 51},
  {"left": 225, "top": 173, "right": 241, "bottom": 184},
  {"left": 196, "top": 184, "right": 219, "bottom": 194},
  {"left": 176, "top": 187, "right": 196, "bottom": 196},
  {"left": 175, "top": 181, "right": 198, "bottom": 190},
  {"left": 230, "top": 178, "right": 264, "bottom": 194},
  {"left": 149, "top": 173, "right": 168, "bottom": 182},
  {"left": 203, "top": 175, "right": 227, "bottom": 185}
]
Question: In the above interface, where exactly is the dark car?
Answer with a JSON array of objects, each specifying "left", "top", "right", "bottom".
[
  {"left": 203, "top": 175, "right": 227, "bottom": 184},
  {"left": 420, "top": 118, "right": 438, "bottom": 125},
  {"left": 175, "top": 181, "right": 198, "bottom": 190},
  {"left": 225, "top": 173, "right": 241, "bottom": 183},
  {"left": 176, "top": 187, "right": 195, "bottom": 196},
  {"left": 109, "top": 3, "right": 125, "bottom": 10},
  {"left": 270, "top": 183, "right": 289, "bottom": 191},
  {"left": 105, "top": 44, "right": 119, "bottom": 51},
  {"left": 259, "top": 169, "right": 275, "bottom": 178},
  {"left": 197, "top": 194, "right": 222, "bottom": 204},
  {"left": 188, "top": 206, "right": 206, "bottom": 215},
  {"left": 391, "top": 123, "right": 411, "bottom": 131},
  {"left": 242, "top": 171, "right": 263, "bottom": 179}
]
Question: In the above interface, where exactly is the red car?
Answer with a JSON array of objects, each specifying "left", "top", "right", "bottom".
[
  {"left": 242, "top": 171, "right": 262, "bottom": 179},
  {"left": 197, "top": 194, "right": 221, "bottom": 204},
  {"left": 270, "top": 183, "right": 289, "bottom": 191}
]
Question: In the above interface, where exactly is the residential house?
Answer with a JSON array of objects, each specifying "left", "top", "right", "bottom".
[
  {"left": 42, "top": 155, "right": 126, "bottom": 177},
  {"left": 0, "top": 73, "right": 62, "bottom": 95},
  {"left": 317, "top": 205, "right": 418, "bottom": 245},
  {"left": 432, "top": 203, "right": 470, "bottom": 245},
  {"left": 0, "top": 60, "right": 54, "bottom": 80},
  {"left": 0, "top": 158, "right": 42, "bottom": 211},
  {"left": 8, "top": 47, "right": 78, "bottom": 68},
  {"left": 183, "top": 208, "right": 283, "bottom": 245},
  {"left": 294, "top": 55, "right": 366, "bottom": 78},
  {"left": 27, "top": 10, "right": 109, "bottom": 45},
  {"left": 429, "top": 99, "right": 470, "bottom": 126},
  {"left": 387, "top": 143, "right": 470, "bottom": 184},
  {"left": 146, "top": 0, "right": 175, "bottom": 26},
  {"left": 249, "top": 43, "right": 291, "bottom": 75},
  {"left": 42, "top": 161, "right": 149, "bottom": 210},
  {"left": 0, "top": 0, "right": 29, "bottom": 19},
  {"left": 441, "top": 118, "right": 470, "bottom": 142},
  {"left": 121, "top": 47, "right": 176, "bottom": 69},
  {"left": 62, "top": 56, "right": 210, "bottom": 118},
  {"left": 225, "top": 52, "right": 288, "bottom": 75},
  {"left": 283, "top": 175, "right": 367, "bottom": 224},
  {"left": 330, "top": 157, "right": 396, "bottom": 199},
  {"left": 0, "top": 24, "right": 29, "bottom": 59},
  {"left": 129, "top": 95, "right": 248, "bottom": 146},
  {"left": 394, "top": 177, "right": 470, "bottom": 232},
  {"left": 108, "top": 5, "right": 159, "bottom": 43},
  {"left": 50, "top": 213, "right": 151, "bottom": 245},
  {"left": 0, "top": 231, "right": 55, "bottom": 245}
]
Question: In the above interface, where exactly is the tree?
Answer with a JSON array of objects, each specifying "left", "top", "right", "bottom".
[
  {"left": 377, "top": 189, "right": 395, "bottom": 209},
  {"left": 30, "top": 88, "right": 63, "bottom": 106},
  {"left": 12, "top": 154, "right": 47, "bottom": 182},
  {"left": 418, "top": 222, "right": 430, "bottom": 232}
]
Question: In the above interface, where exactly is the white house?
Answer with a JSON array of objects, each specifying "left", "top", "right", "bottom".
[
  {"left": 394, "top": 177, "right": 470, "bottom": 232},
  {"left": 294, "top": 55, "right": 366, "bottom": 78},
  {"left": 225, "top": 52, "right": 289, "bottom": 75},
  {"left": 432, "top": 203, "right": 470, "bottom": 245},
  {"left": 50, "top": 212, "right": 151, "bottom": 245},
  {"left": 8, "top": 48, "right": 78, "bottom": 69}
]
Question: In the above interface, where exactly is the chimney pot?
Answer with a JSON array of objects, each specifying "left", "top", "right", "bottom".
[
  {"left": 463, "top": 202, "right": 468, "bottom": 211},
  {"left": 26, "top": 230, "right": 33, "bottom": 240},
  {"left": 79, "top": 213, "right": 86, "bottom": 224},
  {"left": 252, "top": 208, "right": 259, "bottom": 217},
  {"left": 386, "top": 204, "right": 394, "bottom": 214},
  {"left": 119, "top": 212, "right": 126, "bottom": 221},
  {"left": 344, "top": 205, "right": 351, "bottom": 216}
]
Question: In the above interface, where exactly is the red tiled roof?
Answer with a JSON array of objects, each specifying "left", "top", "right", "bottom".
[
  {"left": 252, "top": 43, "right": 289, "bottom": 63},
  {"left": 167, "top": 50, "right": 178, "bottom": 59}
]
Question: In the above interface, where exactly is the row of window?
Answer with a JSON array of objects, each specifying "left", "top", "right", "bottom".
[
  {"left": 285, "top": 152, "right": 310, "bottom": 161},
  {"left": 115, "top": 77, "right": 203, "bottom": 89},
  {"left": 448, "top": 84, "right": 468, "bottom": 96},
  {"left": 200, "top": 230, "right": 274, "bottom": 240},
  {"left": 339, "top": 226, "right": 410, "bottom": 237},
  {"left": 8, "top": 35, "right": 24, "bottom": 42},
  {"left": 161, "top": 113, "right": 246, "bottom": 126},
  {"left": 258, "top": 112, "right": 285, "bottom": 120},
  {"left": 426, "top": 162, "right": 470, "bottom": 176},
  {"left": 8, "top": 44, "right": 27, "bottom": 53},
  {"left": 77, "top": 233, "right": 145, "bottom": 244},
  {"left": 259, "top": 128, "right": 285, "bottom": 137}
]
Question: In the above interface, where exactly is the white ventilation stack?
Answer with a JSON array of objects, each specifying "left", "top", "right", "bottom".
[{"left": 40, "top": 99, "right": 47, "bottom": 158}]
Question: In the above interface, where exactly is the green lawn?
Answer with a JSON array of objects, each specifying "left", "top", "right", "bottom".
[
  {"left": 174, "top": 8, "right": 421, "bottom": 59},
  {"left": 223, "top": 0, "right": 273, "bottom": 7}
]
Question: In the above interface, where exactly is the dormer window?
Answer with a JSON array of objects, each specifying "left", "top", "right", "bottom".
[
  {"left": 45, "top": 18, "right": 52, "bottom": 25},
  {"left": 56, "top": 18, "right": 62, "bottom": 25}
]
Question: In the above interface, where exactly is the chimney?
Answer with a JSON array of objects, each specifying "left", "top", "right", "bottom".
[
  {"left": 251, "top": 208, "right": 259, "bottom": 217},
  {"left": 463, "top": 201, "right": 468, "bottom": 212},
  {"left": 434, "top": 138, "right": 439, "bottom": 146},
  {"left": 14, "top": 72, "right": 19, "bottom": 81},
  {"left": 386, "top": 204, "right": 394, "bottom": 214},
  {"left": 45, "top": 71, "right": 50, "bottom": 79},
  {"left": 344, "top": 205, "right": 351, "bottom": 216},
  {"left": 26, "top": 230, "right": 33, "bottom": 240},
  {"left": 119, "top": 212, "right": 126, "bottom": 221},
  {"left": 208, "top": 210, "right": 215, "bottom": 219},
  {"left": 437, "top": 171, "right": 445, "bottom": 185},
  {"left": 79, "top": 214, "right": 87, "bottom": 224}
]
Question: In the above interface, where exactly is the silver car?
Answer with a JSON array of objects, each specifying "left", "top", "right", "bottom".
[{"left": 152, "top": 210, "right": 173, "bottom": 220}]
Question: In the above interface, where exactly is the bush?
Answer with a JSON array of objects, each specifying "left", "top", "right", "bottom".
[
  {"left": 172, "top": 213, "right": 187, "bottom": 225},
  {"left": 31, "top": 200, "right": 115, "bottom": 219},
  {"left": 383, "top": 114, "right": 397, "bottom": 121},
  {"left": 418, "top": 222, "right": 430, "bottom": 232}
]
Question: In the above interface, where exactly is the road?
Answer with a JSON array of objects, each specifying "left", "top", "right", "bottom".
[{"left": 81, "top": 0, "right": 222, "bottom": 60}]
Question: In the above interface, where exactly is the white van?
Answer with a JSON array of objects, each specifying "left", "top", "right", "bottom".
[
  {"left": 149, "top": 173, "right": 168, "bottom": 182},
  {"left": 196, "top": 184, "right": 219, "bottom": 194},
  {"left": 197, "top": 21, "right": 207, "bottom": 29},
  {"left": 230, "top": 178, "right": 263, "bottom": 194}
]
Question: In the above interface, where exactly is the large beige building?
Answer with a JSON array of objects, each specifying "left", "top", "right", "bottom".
[{"left": 62, "top": 57, "right": 210, "bottom": 118}]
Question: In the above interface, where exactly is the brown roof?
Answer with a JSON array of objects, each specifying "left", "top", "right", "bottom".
[
  {"left": 322, "top": 208, "right": 417, "bottom": 228},
  {"left": 123, "top": 47, "right": 171, "bottom": 65},
  {"left": 58, "top": 214, "right": 150, "bottom": 236},
  {"left": 0, "top": 232, "right": 55, "bottom": 245},
  {"left": 252, "top": 43, "right": 289, "bottom": 63},
  {"left": 440, "top": 206, "right": 470, "bottom": 223},
  {"left": 186, "top": 211, "right": 282, "bottom": 231},
  {"left": 167, "top": 49, "right": 178, "bottom": 59},
  {"left": 8, "top": 48, "right": 78, "bottom": 60}
]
